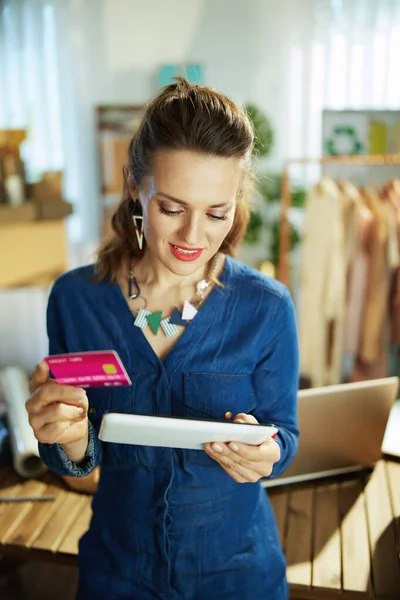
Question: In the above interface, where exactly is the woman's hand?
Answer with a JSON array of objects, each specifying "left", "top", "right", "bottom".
[
  {"left": 26, "top": 360, "right": 89, "bottom": 462},
  {"left": 204, "top": 413, "right": 280, "bottom": 483}
]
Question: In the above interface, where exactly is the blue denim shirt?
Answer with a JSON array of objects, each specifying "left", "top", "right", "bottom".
[{"left": 39, "top": 255, "right": 299, "bottom": 598}]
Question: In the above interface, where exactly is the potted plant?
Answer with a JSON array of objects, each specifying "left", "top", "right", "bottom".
[{"left": 243, "top": 104, "right": 305, "bottom": 272}]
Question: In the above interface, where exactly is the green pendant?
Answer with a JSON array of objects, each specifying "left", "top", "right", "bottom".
[{"left": 146, "top": 311, "right": 163, "bottom": 334}]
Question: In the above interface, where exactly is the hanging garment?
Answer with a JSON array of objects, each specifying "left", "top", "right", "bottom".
[
  {"left": 351, "top": 188, "right": 390, "bottom": 382},
  {"left": 358, "top": 188, "right": 389, "bottom": 365},
  {"left": 298, "top": 177, "right": 346, "bottom": 387},
  {"left": 340, "top": 182, "right": 373, "bottom": 380},
  {"left": 387, "top": 180, "right": 400, "bottom": 345},
  {"left": 386, "top": 180, "right": 400, "bottom": 377}
]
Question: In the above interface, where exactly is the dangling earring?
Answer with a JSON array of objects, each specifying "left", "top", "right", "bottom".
[{"left": 132, "top": 199, "right": 144, "bottom": 251}]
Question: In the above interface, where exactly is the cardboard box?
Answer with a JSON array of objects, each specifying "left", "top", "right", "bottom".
[
  {"left": 43, "top": 171, "right": 63, "bottom": 198},
  {"left": 0, "top": 202, "right": 36, "bottom": 224},
  {"left": 0, "top": 129, "right": 26, "bottom": 155},
  {"left": 0, "top": 159, "right": 4, "bottom": 205},
  {"left": 27, "top": 171, "right": 64, "bottom": 204},
  {"left": 0, "top": 220, "right": 68, "bottom": 287},
  {"left": 35, "top": 200, "right": 73, "bottom": 220},
  {"left": 0, "top": 198, "right": 73, "bottom": 224}
]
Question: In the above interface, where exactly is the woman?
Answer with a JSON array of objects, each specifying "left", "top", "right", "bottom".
[{"left": 26, "top": 78, "right": 299, "bottom": 600}]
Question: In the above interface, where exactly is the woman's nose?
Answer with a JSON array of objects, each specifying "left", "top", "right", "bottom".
[{"left": 180, "top": 214, "right": 204, "bottom": 246}]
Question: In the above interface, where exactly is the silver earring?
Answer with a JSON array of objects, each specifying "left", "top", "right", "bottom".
[{"left": 132, "top": 200, "right": 144, "bottom": 251}]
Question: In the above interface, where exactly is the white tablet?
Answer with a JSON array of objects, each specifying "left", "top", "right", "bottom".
[{"left": 98, "top": 413, "right": 278, "bottom": 450}]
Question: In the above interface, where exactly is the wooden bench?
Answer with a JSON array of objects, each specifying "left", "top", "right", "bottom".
[{"left": 0, "top": 460, "right": 399, "bottom": 598}]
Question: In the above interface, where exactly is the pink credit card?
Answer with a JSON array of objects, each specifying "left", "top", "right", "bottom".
[{"left": 44, "top": 350, "right": 132, "bottom": 388}]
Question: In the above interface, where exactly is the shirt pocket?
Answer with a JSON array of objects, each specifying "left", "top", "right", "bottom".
[
  {"left": 182, "top": 372, "right": 257, "bottom": 466},
  {"left": 183, "top": 372, "right": 256, "bottom": 420},
  {"left": 87, "top": 372, "right": 145, "bottom": 469}
]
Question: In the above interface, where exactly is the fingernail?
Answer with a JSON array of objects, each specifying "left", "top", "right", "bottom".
[
  {"left": 213, "top": 444, "right": 223, "bottom": 453},
  {"left": 230, "top": 443, "right": 239, "bottom": 452},
  {"left": 76, "top": 407, "right": 84, "bottom": 415}
]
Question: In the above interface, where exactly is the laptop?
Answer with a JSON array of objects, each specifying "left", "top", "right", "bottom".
[{"left": 263, "top": 377, "right": 399, "bottom": 488}]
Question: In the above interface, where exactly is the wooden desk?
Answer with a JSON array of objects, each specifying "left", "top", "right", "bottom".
[
  {"left": 269, "top": 459, "right": 400, "bottom": 599},
  {"left": 0, "top": 460, "right": 399, "bottom": 599},
  {"left": 0, "top": 468, "right": 91, "bottom": 566}
]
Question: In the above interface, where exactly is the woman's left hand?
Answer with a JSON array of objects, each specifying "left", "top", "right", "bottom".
[{"left": 204, "top": 413, "right": 280, "bottom": 483}]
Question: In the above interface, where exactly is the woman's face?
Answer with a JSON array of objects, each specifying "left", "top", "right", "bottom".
[{"left": 138, "top": 149, "right": 242, "bottom": 276}]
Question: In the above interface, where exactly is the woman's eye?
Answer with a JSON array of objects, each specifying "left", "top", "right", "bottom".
[
  {"left": 207, "top": 214, "right": 228, "bottom": 221},
  {"left": 159, "top": 205, "right": 228, "bottom": 221},
  {"left": 159, "top": 207, "right": 183, "bottom": 216}
]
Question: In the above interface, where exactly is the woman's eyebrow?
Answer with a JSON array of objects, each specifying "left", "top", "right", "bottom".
[{"left": 156, "top": 192, "right": 232, "bottom": 209}]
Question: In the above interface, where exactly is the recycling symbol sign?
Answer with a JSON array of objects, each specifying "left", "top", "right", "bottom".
[{"left": 325, "top": 126, "right": 364, "bottom": 156}]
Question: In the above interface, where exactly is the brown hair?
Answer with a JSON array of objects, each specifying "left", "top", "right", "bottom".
[{"left": 97, "top": 77, "right": 255, "bottom": 280}]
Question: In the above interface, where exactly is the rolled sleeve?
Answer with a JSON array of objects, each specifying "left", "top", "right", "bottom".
[
  {"left": 38, "top": 420, "right": 101, "bottom": 477},
  {"left": 252, "top": 287, "right": 299, "bottom": 478}
]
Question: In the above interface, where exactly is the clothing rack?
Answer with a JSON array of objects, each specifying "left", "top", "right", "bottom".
[{"left": 278, "top": 153, "right": 400, "bottom": 287}]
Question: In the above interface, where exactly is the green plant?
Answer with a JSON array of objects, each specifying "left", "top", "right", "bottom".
[
  {"left": 292, "top": 187, "right": 307, "bottom": 209},
  {"left": 269, "top": 219, "right": 301, "bottom": 268},
  {"left": 245, "top": 210, "right": 263, "bottom": 244},
  {"left": 243, "top": 104, "right": 305, "bottom": 265},
  {"left": 257, "top": 175, "right": 281, "bottom": 204},
  {"left": 245, "top": 104, "right": 274, "bottom": 157}
]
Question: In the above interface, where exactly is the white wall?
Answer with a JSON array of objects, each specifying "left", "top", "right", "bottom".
[
  {"left": 89, "top": 0, "right": 296, "bottom": 146},
  {"left": 47, "top": 0, "right": 400, "bottom": 250},
  {"left": 0, "top": 287, "right": 50, "bottom": 374},
  {"left": 56, "top": 0, "right": 313, "bottom": 248},
  {"left": 69, "top": 0, "right": 292, "bottom": 119}
]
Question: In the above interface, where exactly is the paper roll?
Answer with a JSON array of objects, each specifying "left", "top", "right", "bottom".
[{"left": 0, "top": 366, "right": 46, "bottom": 478}]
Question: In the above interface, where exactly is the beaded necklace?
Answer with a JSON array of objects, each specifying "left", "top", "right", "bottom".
[{"left": 128, "top": 254, "right": 219, "bottom": 337}]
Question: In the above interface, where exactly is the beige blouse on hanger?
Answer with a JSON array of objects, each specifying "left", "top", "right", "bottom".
[
  {"left": 298, "top": 177, "right": 346, "bottom": 387},
  {"left": 386, "top": 180, "right": 400, "bottom": 344},
  {"left": 358, "top": 188, "right": 389, "bottom": 365},
  {"left": 341, "top": 182, "right": 372, "bottom": 360},
  {"left": 351, "top": 188, "right": 390, "bottom": 381}
]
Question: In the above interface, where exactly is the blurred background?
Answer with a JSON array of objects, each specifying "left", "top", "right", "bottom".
[
  {"left": 1, "top": 0, "right": 400, "bottom": 380},
  {"left": 1, "top": 2, "right": 400, "bottom": 598}
]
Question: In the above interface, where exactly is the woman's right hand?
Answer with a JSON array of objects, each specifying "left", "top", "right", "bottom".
[{"left": 26, "top": 360, "right": 89, "bottom": 460}]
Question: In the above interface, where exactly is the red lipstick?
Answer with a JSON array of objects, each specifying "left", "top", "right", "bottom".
[{"left": 169, "top": 244, "right": 203, "bottom": 262}]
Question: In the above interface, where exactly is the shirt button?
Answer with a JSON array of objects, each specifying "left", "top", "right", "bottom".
[{"left": 88, "top": 407, "right": 96, "bottom": 416}]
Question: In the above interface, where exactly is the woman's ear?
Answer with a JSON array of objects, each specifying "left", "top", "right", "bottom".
[{"left": 123, "top": 166, "right": 138, "bottom": 200}]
